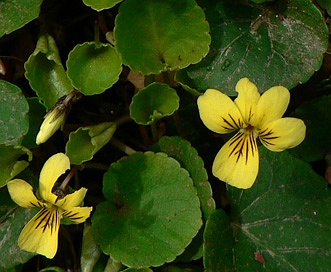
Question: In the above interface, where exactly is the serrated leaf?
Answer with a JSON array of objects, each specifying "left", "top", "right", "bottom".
[
  {"left": 204, "top": 147, "right": 331, "bottom": 271},
  {"left": 151, "top": 136, "right": 215, "bottom": 261},
  {"left": 290, "top": 95, "right": 331, "bottom": 162},
  {"left": 24, "top": 34, "right": 73, "bottom": 110},
  {"left": 114, "top": 0, "right": 210, "bottom": 75},
  {"left": 177, "top": 0, "right": 328, "bottom": 95},
  {"left": 0, "top": 145, "right": 32, "bottom": 188},
  {"left": 0, "top": 186, "right": 37, "bottom": 268},
  {"left": 65, "top": 122, "right": 117, "bottom": 165},
  {"left": 129, "top": 83, "right": 180, "bottom": 125},
  {"left": 82, "top": 0, "right": 123, "bottom": 11},
  {"left": 66, "top": 42, "right": 122, "bottom": 95},
  {"left": 0, "top": 80, "right": 29, "bottom": 145},
  {"left": 92, "top": 152, "right": 202, "bottom": 268},
  {"left": 0, "top": 0, "right": 43, "bottom": 38}
]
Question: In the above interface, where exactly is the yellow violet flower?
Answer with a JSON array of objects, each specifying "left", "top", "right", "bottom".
[
  {"left": 7, "top": 153, "right": 92, "bottom": 259},
  {"left": 197, "top": 78, "right": 306, "bottom": 189}
]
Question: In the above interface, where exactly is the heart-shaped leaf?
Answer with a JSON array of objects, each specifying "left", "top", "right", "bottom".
[
  {"left": 24, "top": 34, "right": 74, "bottom": 110},
  {"left": 204, "top": 147, "right": 331, "bottom": 271},
  {"left": 92, "top": 152, "right": 202, "bottom": 268},
  {"left": 130, "top": 83, "right": 180, "bottom": 125},
  {"left": 67, "top": 42, "right": 122, "bottom": 95},
  {"left": 0, "top": 80, "right": 29, "bottom": 145},
  {"left": 114, "top": 0, "right": 211, "bottom": 75},
  {"left": 177, "top": 0, "right": 328, "bottom": 95}
]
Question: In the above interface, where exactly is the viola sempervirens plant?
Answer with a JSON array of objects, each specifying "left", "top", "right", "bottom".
[
  {"left": 6, "top": 153, "right": 92, "bottom": 259},
  {"left": 197, "top": 78, "right": 306, "bottom": 189}
]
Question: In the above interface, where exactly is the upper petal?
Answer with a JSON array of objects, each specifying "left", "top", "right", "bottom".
[
  {"left": 259, "top": 117, "right": 306, "bottom": 152},
  {"left": 252, "top": 86, "right": 290, "bottom": 128},
  {"left": 62, "top": 206, "right": 93, "bottom": 223},
  {"left": 55, "top": 187, "right": 88, "bottom": 210},
  {"left": 7, "top": 179, "right": 42, "bottom": 208},
  {"left": 39, "top": 153, "right": 70, "bottom": 204},
  {"left": 212, "top": 131, "right": 259, "bottom": 189},
  {"left": 234, "top": 78, "right": 260, "bottom": 124},
  {"left": 18, "top": 207, "right": 60, "bottom": 259},
  {"left": 197, "top": 89, "right": 244, "bottom": 134}
]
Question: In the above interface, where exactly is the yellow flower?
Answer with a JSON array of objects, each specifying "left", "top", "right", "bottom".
[
  {"left": 197, "top": 78, "right": 306, "bottom": 189},
  {"left": 7, "top": 153, "right": 92, "bottom": 259}
]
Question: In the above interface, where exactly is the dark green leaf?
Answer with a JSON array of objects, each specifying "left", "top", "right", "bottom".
[
  {"left": 66, "top": 42, "right": 122, "bottom": 95},
  {"left": 24, "top": 34, "right": 73, "bottom": 110},
  {"left": 129, "top": 83, "right": 180, "bottom": 125},
  {"left": 0, "top": 80, "right": 29, "bottom": 145},
  {"left": 204, "top": 147, "right": 331, "bottom": 271},
  {"left": 114, "top": 0, "right": 210, "bottom": 74},
  {"left": 92, "top": 152, "right": 202, "bottom": 268},
  {"left": 0, "top": 0, "right": 43, "bottom": 38},
  {"left": 177, "top": 0, "right": 328, "bottom": 95},
  {"left": 0, "top": 144, "right": 32, "bottom": 188}
]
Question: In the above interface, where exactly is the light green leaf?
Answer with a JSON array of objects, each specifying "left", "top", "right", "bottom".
[
  {"left": 0, "top": 80, "right": 29, "bottom": 145},
  {"left": 24, "top": 34, "right": 73, "bottom": 110},
  {"left": 130, "top": 83, "right": 179, "bottom": 125},
  {"left": 0, "top": 144, "right": 32, "bottom": 188},
  {"left": 0, "top": 0, "right": 43, "bottom": 38},
  {"left": 204, "top": 147, "right": 331, "bottom": 271},
  {"left": 114, "top": 0, "right": 210, "bottom": 74},
  {"left": 66, "top": 42, "right": 122, "bottom": 95},
  {"left": 177, "top": 0, "right": 328, "bottom": 95},
  {"left": 66, "top": 122, "right": 117, "bottom": 165},
  {"left": 82, "top": 0, "right": 123, "bottom": 11},
  {"left": 92, "top": 152, "right": 202, "bottom": 268}
]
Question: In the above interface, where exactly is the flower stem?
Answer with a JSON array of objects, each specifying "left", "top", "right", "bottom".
[
  {"left": 110, "top": 137, "right": 136, "bottom": 155},
  {"left": 58, "top": 166, "right": 77, "bottom": 191}
]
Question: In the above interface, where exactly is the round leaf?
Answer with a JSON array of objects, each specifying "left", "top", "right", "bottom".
[
  {"left": 177, "top": 0, "right": 328, "bottom": 95},
  {"left": 24, "top": 34, "right": 74, "bottom": 110},
  {"left": 0, "top": 0, "right": 42, "bottom": 38},
  {"left": 130, "top": 83, "right": 180, "bottom": 125},
  {"left": 92, "top": 152, "right": 202, "bottom": 268},
  {"left": 0, "top": 80, "right": 29, "bottom": 145},
  {"left": 82, "top": 0, "right": 123, "bottom": 11},
  {"left": 67, "top": 42, "right": 122, "bottom": 95},
  {"left": 114, "top": 0, "right": 211, "bottom": 74}
]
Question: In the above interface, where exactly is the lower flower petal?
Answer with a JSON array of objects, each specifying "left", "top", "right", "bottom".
[
  {"left": 7, "top": 179, "right": 42, "bottom": 208},
  {"left": 62, "top": 206, "right": 93, "bottom": 223},
  {"left": 212, "top": 131, "right": 259, "bottom": 189},
  {"left": 18, "top": 207, "right": 60, "bottom": 259},
  {"left": 259, "top": 117, "right": 306, "bottom": 152}
]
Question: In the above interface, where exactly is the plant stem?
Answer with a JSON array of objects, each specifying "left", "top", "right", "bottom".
[{"left": 110, "top": 137, "right": 136, "bottom": 155}]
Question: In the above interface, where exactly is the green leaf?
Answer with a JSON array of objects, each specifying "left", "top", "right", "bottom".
[
  {"left": 204, "top": 147, "right": 331, "bottom": 271},
  {"left": 66, "top": 122, "right": 117, "bottom": 165},
  {"left": 82, "top": 0, "right": 123, "bottom": 11},
  {"left": 0, "top": 144, "right": 32, "bottom": 188},
  {"left": 24, "top": 34, "right": 73, "bottom": 110},
  {"left": 0, "top": 0, "right": 43, "bottom": 38},
  {"left": 92, "top": 152, "right": 202, "bottom": 268},
  {"left": 114, "top": 0, "right": 210, "bottom": 75},
  {"left": 316, "top": 0, "right": 331, "bottom": 15},
  {"left": 0, "top": 80, "right": 29, "bottom": 145},
  {"left": 39, "top": 267, "right": 66, "bottom": 272},
  {"left": 290, "top": 95, "right": 331, "bottom": 162},
  {"left": 129, "top": 83, "right": 180, "bottom": 125},
  {"left": 122, "top": 269, "right": 153, "bottom": 272},
  {"left": 0, "top": 186, "right": 37, "bottom": 268},
  {"left": 66, "top": 42, "right": 122, "bottom": 95},
  {"left": 151, "top": 136, "right": 216, "bottom": 261},
  {"left": 177, "top": 0, "right": 328, "bottom": 95}
]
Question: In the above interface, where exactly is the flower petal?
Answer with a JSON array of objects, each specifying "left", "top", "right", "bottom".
[
  {"left": 252, "top": 86, "right": 290, "bottom": 128},
  {"left": 62, "top": 206, "right": 93, "bottom": 223},
  {"left": 212, "top": 131, "right": 259, "bottom": 189},
  {"left": 259, "top": 117, "right": 306, "bottom": 152},
  {"left": 197, "top": 89, "right": 244, "bottom": 134},
  {"left": 39, "top": 153, "right": 70, "bottom": 204},
  {"left": 18, "top": 207, "right": 60, "bottom": 259},
  {"left": 234, "top": 78, "right": 260, "bottom": 124},
  {"left": 55, "top": 187, "right": 88, "bottom": 210},
  {"left": 7, "top": 179, "right": 42, "bottom": 208}
]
